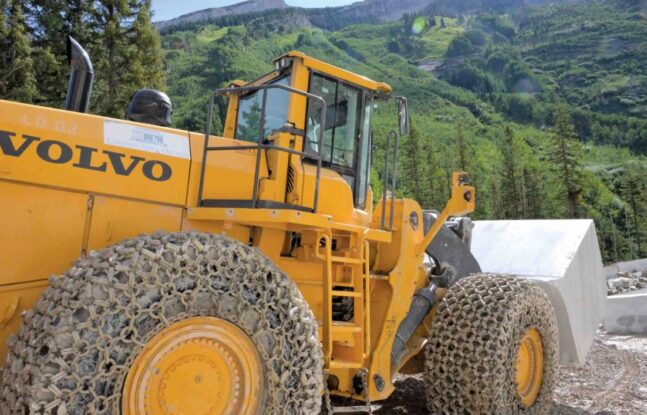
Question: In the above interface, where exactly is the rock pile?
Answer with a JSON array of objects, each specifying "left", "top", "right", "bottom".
[{"left": 607, "top": 271, "right": 647, "bottom": 295}]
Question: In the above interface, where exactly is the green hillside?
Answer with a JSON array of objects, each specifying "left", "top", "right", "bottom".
[
  {"left": 518, "top": 0, "right": 647, "bottom": 119},
  {"left": 161, "top": 0, "right": 647, "bottom": 263}
]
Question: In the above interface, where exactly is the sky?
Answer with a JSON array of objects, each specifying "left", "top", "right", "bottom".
[{"left": 152, "top": 0, "right": 357, "bottom": 21}]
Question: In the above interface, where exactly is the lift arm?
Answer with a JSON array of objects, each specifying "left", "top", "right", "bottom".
[{"left": 419, "top": 172, "right": 475, "bottom": 253}]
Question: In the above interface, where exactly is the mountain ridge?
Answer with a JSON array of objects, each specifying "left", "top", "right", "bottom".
[
  {"left": 156, "top": 0, "right": 580, "bottom": 32},
  {"left": 156, "top": 0, "right": 289, "bottom": 31}
]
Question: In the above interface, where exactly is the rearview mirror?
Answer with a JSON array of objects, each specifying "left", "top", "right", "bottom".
[{"left": 397, "top": 97, "right": 409, "bottom": 136}]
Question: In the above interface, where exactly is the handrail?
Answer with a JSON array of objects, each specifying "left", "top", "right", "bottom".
[
  {"left": 198, "top": 83, "right": 327, "bottom": 212},
  {"left": 381, "top": 130, "right": 399, "bottom": 230}
]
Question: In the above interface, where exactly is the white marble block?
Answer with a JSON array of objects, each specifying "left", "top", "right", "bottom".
[{"left": 471, "top": 219, "right": 607, "bottom": 365}]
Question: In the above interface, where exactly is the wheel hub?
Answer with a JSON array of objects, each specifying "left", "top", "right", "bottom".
[
  {"left": 122, "top": 317, "right": 263, "bottom": 415},
  {"left": 516, "top": 327, "right": 544, "bottom": 407}
]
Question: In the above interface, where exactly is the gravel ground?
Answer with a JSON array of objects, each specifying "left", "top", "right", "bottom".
[
  {"left": 330, "top": 332, "right": 647, "bottom": 414},
  {"left": 552, "top": 332, "right": 647, "bottom": 415}
]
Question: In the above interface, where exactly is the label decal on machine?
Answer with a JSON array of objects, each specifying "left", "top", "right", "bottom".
[{"left": 104, "top": 120, "right": 190, "bottom": 160}]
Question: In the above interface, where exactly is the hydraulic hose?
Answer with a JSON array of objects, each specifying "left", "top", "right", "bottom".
[{"left": 390, "top": 283, "right": 439, "bottom": 369}]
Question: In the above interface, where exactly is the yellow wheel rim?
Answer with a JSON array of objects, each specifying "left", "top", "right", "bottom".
[
  {"left": 122, "top": 316, "right": 264, "bottom": 415},
  {"left": 515, "top": 327, "right": 544, "bottom": 407}
]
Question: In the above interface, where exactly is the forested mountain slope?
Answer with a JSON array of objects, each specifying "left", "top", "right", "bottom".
[
  {"left": 517, "top": 1, "right": 647, "bottom": 119},
  {"left": 160, "top": 0, "right": 647, "bottom": 263}
]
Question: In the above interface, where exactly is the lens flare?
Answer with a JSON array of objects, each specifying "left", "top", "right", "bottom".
[{"left": 412, "top": 17, "right": 426, "bottom": 35}]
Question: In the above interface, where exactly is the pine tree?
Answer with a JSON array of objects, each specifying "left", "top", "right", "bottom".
[
  {"left": 499, "top": 126, "right": 522, "bottom": 218},
  {"left": 24, "top": 0, "right": 95, "bottom": 107},
  {"left": 400, "top": 122, "right": 425, "bottom": 204},
  {"left": 423, "top": 139, "right": 437, "bottom": 208},
  {"left": 20, "top": 0, "right": 166, "bottom": 115},
  {"left": 546, "top": 105, "right": 584, "bottom": 218},
  {"left": 91, "top": 0, "right": 131, "bottom": 117},
  {"left": 0, "top": 1, "right": 7, "bottom": 53},
  {"left": 523, "top": 165, "right": 544, "bottom": 219},
  {"left": 490, "top": 179, "right": 504, "bottom": 218},
  {"left": 439, "top": 143, "right": 453, "bottom": 201},
  {"left": 618, "top": 168, "right": 647, "bottom": 258},
  {"left": 126, "top": 0, "right": 166, "bottom": 90},
  {"left": 456, "top": 122, "right": 468, "bottom": 171},
  {"left": 0, "top": 0, "right": 37, "bottom": 102},
  {"left": 92, "top": 0, "right": 167, "bottom": 117}
]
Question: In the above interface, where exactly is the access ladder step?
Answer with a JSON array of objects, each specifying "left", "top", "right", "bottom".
[
  {"left": 329, "top": 358, "right": 364, "bottom": 369},
  {"left": 331, "top": 290, "right": 361, "bottom": 298},
  {"left": 330, "top": 256, "right": 364, "bottom": 265},
  {"left": 332, "top": 322, "right": 362, "bottom": 333}
]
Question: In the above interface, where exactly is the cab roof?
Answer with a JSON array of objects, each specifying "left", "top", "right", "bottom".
[{"left": 276, "top": 51, "right": 392, "bottom": 94}]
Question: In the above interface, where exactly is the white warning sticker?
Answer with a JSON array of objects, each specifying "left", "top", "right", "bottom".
[{"left": 103, "top": 120, "right": 190, "bottom": 159}]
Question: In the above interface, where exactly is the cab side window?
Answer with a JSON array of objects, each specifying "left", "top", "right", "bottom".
[
  {"left": 236, "top": 76, "right": 291, "bottom": 142},
  {"left": 305, "top": 74, "right": 371, "bottom": 209},
  {"left": 306, "top": 75, "right": 361, "bottom": 169}
]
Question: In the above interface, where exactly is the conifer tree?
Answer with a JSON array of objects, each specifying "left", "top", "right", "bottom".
[
  {"left": 619, "top": 168, "right": 647, "bottom": 257},
  {"left": 499, "top": 126, "right": 522, "bottom": 218},
  {"left": 423, "top": 139, "right": 437, "bottom": 208},
  {"left": 547, "top": 105, "right": 584, "bottom": 218},
  {"left": 25, "top": 0, "right": 95, "bottom": 106},
  {"left": 489, "top": 180, "right": 504, "bottom": 218},
  {"left": 127, "top": 0, "right": 166, "bottom": 90},
  {"left": 91, "top": 0, "right": 131, "bottom": 117},
  {"left": 17, "top": 0, "right": 166, "bottom": 115},
  {"left": 400, "top": 122, "right": 425, "bottom": 204},
  {"left": 0, "top": 1, "right": 7, "bottom": 55},
  {"left": 456, "top": 122, "right": 468, "bottom": 171},
  {"left": 0, "top": 0, "right": 37, "bottom": 102},
  {"left": 523, "top": 165, "right": 544, "bottom": 219}
]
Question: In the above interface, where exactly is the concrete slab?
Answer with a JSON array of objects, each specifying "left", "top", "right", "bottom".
[
  {"left": 605, "top": 289, "right": 647, "bottom": 334},
  {"left": 471, "top": 220, "right": 607, "bottom": 365}
]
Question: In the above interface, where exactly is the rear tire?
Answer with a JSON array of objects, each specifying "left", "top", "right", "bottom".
[
  {"left": 1, "top": 232, "right": 323, "bottom": 415},
  {"left": 424, "top": 274, "right": 558, "bottom": 414}
]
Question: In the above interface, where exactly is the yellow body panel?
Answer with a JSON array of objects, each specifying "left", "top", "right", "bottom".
[
  {"left": 0, "top": 51, "right": 468, "bottom": 403},
  {"left": 0, "top": 101, "right": 191, "bottom": 206},
  {"left": 0, "top": 181, "right": 88, "bottom": 285},
  {"left": 86, "top": 196, "right": 184, "bottom": 251}
]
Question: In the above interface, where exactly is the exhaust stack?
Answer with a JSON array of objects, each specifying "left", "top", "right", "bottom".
[{"left": 64, "top": 36, "right": 94, "bottom": 113}]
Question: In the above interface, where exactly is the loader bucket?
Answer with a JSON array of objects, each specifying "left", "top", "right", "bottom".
[{"left": 470, "top": 219, "right": 607, "bottom": 365}]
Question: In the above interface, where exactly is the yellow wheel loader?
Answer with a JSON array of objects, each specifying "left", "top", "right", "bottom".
[{"left": 0, "top": 37, "right": 603, "bottom": 414}]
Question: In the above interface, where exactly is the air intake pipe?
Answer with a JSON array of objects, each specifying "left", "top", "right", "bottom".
[{"left": 64, "top": 36, "right": 94, "bottom": 113}]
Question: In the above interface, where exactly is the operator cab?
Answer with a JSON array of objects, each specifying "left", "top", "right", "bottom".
[{"left": 217, "top": 51, "right": 407, "bottom": 215}]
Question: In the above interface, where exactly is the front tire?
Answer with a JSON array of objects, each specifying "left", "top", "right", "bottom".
[
  {"left": 425, "top": 274, "right": 558, "bottom": 414},
  {"left": 1, "top": 232, "right": 323, "bottom": 415}
]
